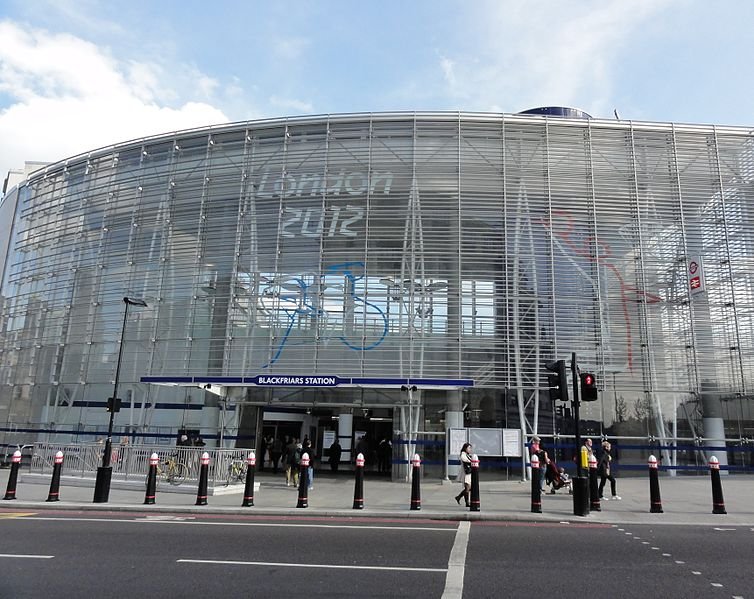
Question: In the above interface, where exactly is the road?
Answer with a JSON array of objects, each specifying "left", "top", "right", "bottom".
[{"left": 0, "top": 509, "right": 752, "bottom": 598}]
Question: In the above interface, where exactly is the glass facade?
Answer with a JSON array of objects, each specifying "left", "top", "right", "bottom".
[{"left": 1, "top": 112, "right": 753, "bottom": 456}]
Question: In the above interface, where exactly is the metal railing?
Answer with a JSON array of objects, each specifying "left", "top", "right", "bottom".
[{"left": 31, "top": 443, "right": 250, "bottom": 488}]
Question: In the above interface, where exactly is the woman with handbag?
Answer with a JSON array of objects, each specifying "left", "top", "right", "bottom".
[{"left": 454, "top": 442, "right": 473, "bottom": 507}]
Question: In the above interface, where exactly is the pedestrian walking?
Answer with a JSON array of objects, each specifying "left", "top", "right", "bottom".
[
  {"left": 598, "top": 441, "right": 621, "bottom": 500},
  {"left": 378, "top": 438, "right": 392, "bottom": 475},
  {"left": 286, "top": 441, "right": 302, "bottom": 487},
  {"left": 271, "top": 437, "right": 283, "bottom": 474},
  {"left": 530, "top": 436, "right": 550, "bottom": 492},
  {"left": 303, "top": 438, "right": 315, "bottom": 489},
  {"left": 454, "top": 442, "right": 473, "bottom": 507},
  {"left": 328, "top": 439, "right": 342, "bottom": 472}
]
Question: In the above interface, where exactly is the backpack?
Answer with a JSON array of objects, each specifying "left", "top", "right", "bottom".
[{"left": 289, "top": 448, "right": 301, "bottom": 467}]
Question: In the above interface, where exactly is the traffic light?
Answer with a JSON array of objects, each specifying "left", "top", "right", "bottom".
[
  {"left": 580, "top": 372, "right": 598, "bottom": 402},
  {"left": 545, "top": 360, "right": 569, "bottom": 403},
  {"left": 106, "top": 397, "right": 122, "bottom": 413}
]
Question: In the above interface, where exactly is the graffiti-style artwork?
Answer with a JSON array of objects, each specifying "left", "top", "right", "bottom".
[
  {"left": 257, "top": 261, "right": 388, "bottom": 367},
  {"left": 537, "top": 211, "right": 662, "bottom": 372}
]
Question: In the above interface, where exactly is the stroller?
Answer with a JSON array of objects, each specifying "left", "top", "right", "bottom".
[{"left": 544, "top": 460, "right": 573, "bottom": 494}]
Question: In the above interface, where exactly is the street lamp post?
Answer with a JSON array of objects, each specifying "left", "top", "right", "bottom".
[{"left": 93, "top": 296, "right": 147, "bottom": 503}]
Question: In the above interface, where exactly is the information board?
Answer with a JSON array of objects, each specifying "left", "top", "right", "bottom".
[{"left": 448, "top": 428, "right": 522, "bottom": 457}]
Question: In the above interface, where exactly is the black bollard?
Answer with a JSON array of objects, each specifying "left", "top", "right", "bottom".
[
  {"left": 572, "top": 444, "right": 590, "bottom": 517},
  {"left": 352, "top": 452, "right": 365, "bottom": 509},
  {"left": 3, "top": 450, "right": 22, "bottom": 500},
  {"left": 589, "top": 454, "right": 601, "bottom": 512},
  {"left": 410, "top": 454, "right": 421, "bottom": 511},
  {"left": 46, "top": 451, "right": 64, "bottom": 502},
  {"left": 709, "top": 456, "right": 727, "bottom": 514},
  {"left": 297, "top": 453, "right": 309, "bottom": 508},
  {"left": 144, "top": 452, "right": 158, "bottom": 505},
  {"left": 195, "top": 452, "right": 209, "bottom": 506},
  {"left": 648, "top": 455, "right": 663, "bottom": 513},
  {"left": 530, "top": 455, "right": 542, "bottom": 513},
  {"left": 469, "top": 454, "right": 480, "bottom": 512},
  {"left": 242, "top": 451, "right": 256, "bottom": 507}
]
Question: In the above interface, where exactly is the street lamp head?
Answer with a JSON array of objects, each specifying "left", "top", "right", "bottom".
[{"left": 123, "top": 297, "right": 148, "bottom": 307}]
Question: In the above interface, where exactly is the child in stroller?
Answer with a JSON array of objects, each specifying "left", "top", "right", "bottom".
[{"left": 545, "top": 461, "right": 573, "bottom": 494}]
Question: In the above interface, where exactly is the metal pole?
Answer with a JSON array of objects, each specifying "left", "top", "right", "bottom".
[
  {"left": 571, "top": 352, "right": 581, "bottom": 478},
  {"left": 102, "top": 300, "right": 130, "bottom": 469},
  {"left": 94, "top": 297, "right": 146, "bottom": 503}
]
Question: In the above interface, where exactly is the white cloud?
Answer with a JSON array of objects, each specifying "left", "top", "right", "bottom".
[
  {"left": 272, "top": 37, "right": 310, "bottom": 61},
  {"left": 0, "top": 20, "right": 230, "bottom": 187},
  {"left": 269, "top": 95, "right": 314, "bottom": 115},
  {"left": 433, "top": 0, "right": 674, "bottom": 116}
]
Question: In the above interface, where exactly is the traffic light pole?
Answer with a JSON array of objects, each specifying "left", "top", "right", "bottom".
[
  {"left": 571, "top": 351, "right": 589, "bottom": 516},
  {"left": 571, "top": 352, "right": 582, "bottom": 479}
]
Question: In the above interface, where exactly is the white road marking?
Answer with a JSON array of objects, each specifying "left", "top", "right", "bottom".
[
  {"left": 692, "top": 571, "right": 702, "bottom": 575},
  {"left": 0, "top": 554, "right": 54, "bottom": 559},
  {"left": 713, "top": 527, "right": 735, "bottom": 531},
  {"left": 675, "top": 561, "right": 685, "bottom": 565},
  {"left": 651, "top": 547, "right": 659, "bottom": 550},
  {"left": 177, "top": 559, "right": 446, "bottom": 573},
  {"left": 135, "top": 515, "right": 196, "bottom": 521},
  {"left": 711, "top": 583, "right": 723, "bottom": 588},
  {"left": 442, "top": 521, "right": 470, "bottom": 599},
  {"left": 662, "top": 553, "right": 671, "bottom": 557},
  {"left": 642, "top": 541, "right": 650, "bottom": 545},
  {"left": 22, "top": 517, "right": 453, "bottom": 532}
]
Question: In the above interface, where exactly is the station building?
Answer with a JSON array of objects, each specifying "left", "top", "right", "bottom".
[{"left": 1, "top": 108, "right": 753, "bottom": 474}]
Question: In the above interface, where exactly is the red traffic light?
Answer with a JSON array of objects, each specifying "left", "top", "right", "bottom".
[{"left": 580, "top": 372, "right": 598, "bottom": 402}]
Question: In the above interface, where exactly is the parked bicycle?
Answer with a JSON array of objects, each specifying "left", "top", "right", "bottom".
[
  {"left": 226, "top": 459, "right": 247, "bottom": 486},
  {"left": 148, "top": 454, "right": 189, "bottom": 486}
]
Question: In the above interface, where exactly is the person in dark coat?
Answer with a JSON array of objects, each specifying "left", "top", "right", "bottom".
[
  {"left": 328, "top": 439, "right": 343, "bottom": 472},
  {"left": 598, "top": 440, "right": 621, "bottom": 500}
]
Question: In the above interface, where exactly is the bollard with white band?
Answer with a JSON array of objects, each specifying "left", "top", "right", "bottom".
[
  {"left": 709, "top": 456, "right": 727, "bottom": 515},
  {"left": 195, "top": 452, "right": 210, "bottom": 506},
  {"left": 647, "top": 455, "right": 663, "bottom": 513},
  {"left": 297, "top": 452, "right": 310, "bottom": 508},
  {"left": 353, "top": 452, "right": 365, "bottom": 509},
  {"left": 3, "top": 450, "right": 22, "bottom": 500},
  {"left": 46, "top": 451, "right": 65, "bottom": 502},
  {"left": 530, "top": 454, "right": 541, "bottom": 513},
  {"left": 242, "top": 451, "right": 256, "bottom": 507},
  {"left": 588, "top": 452, "right": 601, "bottom": 512},
  {"left": 410, "top": 454, "right": 422, "bottom": 511},
  {"left": 144, "top": 452, "right": 159, "bottom": 505},
  {"left": 469, "top": 454, "right": 480, "bottom": 512}
]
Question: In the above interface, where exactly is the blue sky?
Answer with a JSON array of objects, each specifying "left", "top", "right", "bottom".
[{"left": 2, "top": 0, "right": 754, "bottom": 183}]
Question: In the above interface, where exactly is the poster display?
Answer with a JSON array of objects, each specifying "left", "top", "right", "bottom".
[{"left": 448, "top": 427, "right": 522, "bottom": 457}]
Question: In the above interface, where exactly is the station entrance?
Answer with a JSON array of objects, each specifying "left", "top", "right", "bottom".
[{"left": 141, "top": 375, "right": 475, "bottom": 479}]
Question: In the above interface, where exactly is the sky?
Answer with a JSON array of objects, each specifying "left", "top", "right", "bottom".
[{"left": 2, "top": 0, "right": 754, "bottom": 188}]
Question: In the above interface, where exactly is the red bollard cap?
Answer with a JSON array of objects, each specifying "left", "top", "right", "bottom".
[
  {"left": 247, "top": 451, "right": 256, "bottom": 466},
  {"left": 531, "top": 454, "right": 539, "bottom": 468},
  {"left": 301, "top": 452, "right": 310, "bottom": 467},
  {"left": 201, "top": 452, "right": 210, "bottom": 465},
  {"left": 471, "top": 454, "right": 479, "bottom": 468},
  {"left": 411, "top": 453, "right": 421, "bottom": 467},
  {"left": 709, "top": 455, "right": 719, "bottom": 470},
  {"left": 356, "top": 453, "right": 365, "bottom": 467},
  {"left": 54, "top": 451, "right": 64, "bottom": 465},
  {"left": 648, "top": 455, "right": 658, "bottom": 469},
  {"left": 149, "top": 452, "right": 159, "bottom": 466},
  {"left": 11, "top": 450, "right": 22, "bottom": 463}
]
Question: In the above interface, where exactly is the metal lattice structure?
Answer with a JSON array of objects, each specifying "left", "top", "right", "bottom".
[{"left": 1, "top": 111, "right": 753, "bottom": 447}]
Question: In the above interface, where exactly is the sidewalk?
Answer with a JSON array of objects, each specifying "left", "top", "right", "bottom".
[{"left": 2, "top": 468, "right": 752, "bottom": 526}]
